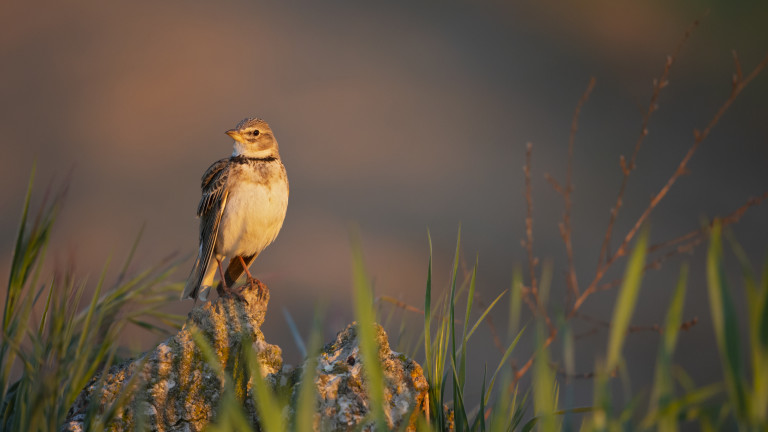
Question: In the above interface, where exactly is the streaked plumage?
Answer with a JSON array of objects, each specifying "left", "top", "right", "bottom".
[{"left": 182, "top": 118, "right": 289, "bottom": 300}]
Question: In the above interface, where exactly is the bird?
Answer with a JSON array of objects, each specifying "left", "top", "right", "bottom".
[{"left": 181, "top": 117, "right": 289, "bottom": 301}]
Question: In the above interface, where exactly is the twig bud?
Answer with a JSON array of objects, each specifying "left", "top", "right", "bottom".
[
  {"left": 732, "top": 49, "right": 743, "bottom": 82},
  {"left": 619, "top": 155, "right": 629, "bottom": 175}
]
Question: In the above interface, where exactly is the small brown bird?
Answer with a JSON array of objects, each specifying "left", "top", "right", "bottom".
[{"left": 181, "top": 117, "right": 289, "bottom": 300}]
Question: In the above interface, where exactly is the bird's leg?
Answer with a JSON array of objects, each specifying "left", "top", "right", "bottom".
[
  {"left": 216, "top": 258, "right": 248, "bottom": 303},
  {"left": 216, "top": 258, "right": 228, "bottom": 290},
  {"left": 238, "top": 255, "right": 254, "bottom": 279},
  {"left": 238, "top": 255, "right": 262, "bottom": 286}
]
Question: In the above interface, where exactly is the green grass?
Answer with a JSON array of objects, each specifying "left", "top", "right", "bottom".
[
  {"left": 2, "top": 181, "right": 766, "bottom": 430},
  {"left": 0, "top": 170, "right": 185, "bottom": 431},
  {"left": 350, "top": 228, "right": 387, "bottom": 428}
]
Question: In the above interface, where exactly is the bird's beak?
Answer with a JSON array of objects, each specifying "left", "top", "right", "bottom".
[{"left": 226, "top": 129, "right": 242, "bottom": 142}]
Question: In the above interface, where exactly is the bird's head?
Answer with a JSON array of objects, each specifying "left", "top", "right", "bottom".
[{"left": 226, "top": 117, "right": 279, "bottom": 158}]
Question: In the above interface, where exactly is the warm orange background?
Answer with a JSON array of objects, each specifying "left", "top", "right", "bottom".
[{"left": 1, "top": 0, "right": 767, "bottom": 407}]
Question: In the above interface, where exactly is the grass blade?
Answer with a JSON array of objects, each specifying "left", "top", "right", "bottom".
[
  {"left": 295, "top": 308, "right": 324, "bottom": 432},
  {"left": 706, "top": 221, "right": 748, "bottom": 421},
  {"left": 645, "top": 264, "right": 688, "bottom": 429},
  {"left": 606, "top": 228, "right": 649, "bottom": 372},
  {"left": 448, "top": 226, "right": 463, "bottom": 430},
  {"left": 484, "top": 326, "right": 524, "bottom": 405},
  {"left": 424, "top": 231, "right": 433, "bottom": 384},
  {"left": 466, "top": 289, "right": 507, "bottom": 341},
  {"left": 476, "top": 364, "right": 487, "bottom": 431},
  {"left": 247, "top": 346, "right": 285, "bottom": 432},
  {"left": 508, "top": 264, "right": 523, "bottom": 341},
  {"left": 282, "top": 307, "right": 307, "bottom": 358},
  {"left": 350, "top": 229, "right": 386, "bottom": 428},
  {"left": 4, "top": 164, "right": 36, "bottom": 331},
  {"left": 460, "top": 257, "right": 478, "bottom": 392},
  {"left": 533, "top": 320, "right": 557, "bottom": 431}
]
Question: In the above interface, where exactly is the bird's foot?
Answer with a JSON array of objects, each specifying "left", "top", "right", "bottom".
[
  {"left": 216, "top": 283, "right": 249, "bottom": 304},
  {"left": 245, "top": 276, "right": 263, "bottom": 287},
  {"left": 245, "top": 277, "right": 268, "bottom": 300}
]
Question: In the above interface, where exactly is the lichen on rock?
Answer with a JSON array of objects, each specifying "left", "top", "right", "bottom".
[
  {"left": 63, "top": 281, "right": 429, "bottom": 431},
  {"left": 62, "top": 281, "right": 281, "bottom": 432},
  {"left": 294, "top": 322, "right": 429, "bottom": 431}
]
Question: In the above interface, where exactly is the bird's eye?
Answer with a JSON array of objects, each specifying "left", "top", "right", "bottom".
[{"left": 252, "top": 130, "right": 260, "bottom": 136}]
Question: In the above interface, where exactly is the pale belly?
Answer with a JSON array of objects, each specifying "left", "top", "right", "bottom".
[{"left": 215, "top": 180, "right": 288, "bottom": 258}]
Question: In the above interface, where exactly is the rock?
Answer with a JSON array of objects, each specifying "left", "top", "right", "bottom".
[
  {"left": 63, "top": 281, "right": 429, "bottom": 431},
  {"left": 293, "top": 322, "right": 429, "bottom": 431},
  {"left": 62, "top": 281, "right": 281, "bottom": 432}
]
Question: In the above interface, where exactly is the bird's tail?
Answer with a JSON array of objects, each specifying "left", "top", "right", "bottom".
[{"left": 181, "top": 250, "right": 216, "bottom": 300}]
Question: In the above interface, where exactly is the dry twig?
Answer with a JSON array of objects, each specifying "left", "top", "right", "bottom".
[
  {"left": 523, "top": 142, "right": 539, "bottom": 302},
  {"left": 522, "top": 144, "right": 555, "bottom": 338},
  {"left": 595, "top": 192, "right": 767, "bottom": 291},
  {"left": 597, "top": 19, "right": 700, "bottom": 269},
  {"left": 571, "top": 50, "right": 768, "bottom": 316},
  {"left": 648, "top": 191, "right": 768, "bottom": 254},
  {"left": 574, "top": 311, "right": 698, "bottom": 335},
  {"left": 472, "top": 294, "right": 506, "bottom": 354},
  {"left": 378, "top": 295, "right": 424, "bottom": 315},
  {"left": 553, "top": 364, "right": 601, "bottom": 380},
  {"left": 546, "top": 77, "right": 597, "bottom": 306},
  {"left": 511, "top": 27, "right": 768, "bottom": 384}
]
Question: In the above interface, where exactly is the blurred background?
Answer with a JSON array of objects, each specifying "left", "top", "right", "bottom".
[{"left": 1, "top": 0, "right": 767, "bottom": 408}]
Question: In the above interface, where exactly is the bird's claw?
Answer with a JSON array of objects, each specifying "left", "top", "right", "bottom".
[{"left": 217, "top": 284, "right": 249, "bottom": 304}]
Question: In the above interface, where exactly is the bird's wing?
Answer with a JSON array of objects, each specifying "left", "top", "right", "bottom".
[
  {"left": 182, "top": 158, "right": 231, "bottom": 299},
  {"left": 198, "top": 158, "right": 230, "bottom": 218}
]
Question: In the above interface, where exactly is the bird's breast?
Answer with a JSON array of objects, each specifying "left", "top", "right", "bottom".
[{"left": 216, "top": 163, "right": 289, "bottom": 257}]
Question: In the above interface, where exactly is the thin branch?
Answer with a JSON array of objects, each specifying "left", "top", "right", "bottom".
[
  {"left": 574, "top": 312, "right": 699, "bottom": 335},
  {"left": 521, "top": 144, "right": 555, "bottom": 339},
  {"left": 563, "top": 77, "right": 596, "bottom": 301},
  {"left": 597, "top": 237, "right": 702, "bottom": 292},
  {"left": 600, "top": 236, "right": 704, "bottom": 291},
  {"left": 574, "top": 326, "right": 601, "bottom": 341},
  {"left": 513, "top": 144, "right": 555, "bottom": 384},
  {"left": 378, "top": 295, "right": 424, "bottom": 315},
  {"left": 544, "top": 174, "right": 564, "bottom": 196},
  {"left": 511, "top": 43, "right": 767, "bottom": 386},
  {"left": 597, "top": 19, "right": 700, "bottom": 269},
  {"left": 552, "top": 363, "right": 603, "bottom": 380},
  {"left": 513, "top": 332, "right": 556, "bottom": 383},
  {"left": 473, "top": 294, "right": 506, "bottom": 354},
  {"left": 377, "top": 290, "right": 506, "bottom": 354},
  {"left": 645, "top": 237, "right": 704, "bottom": 271},
  {"left": 572, "top": 50, "right": 768, "bottom": 316},
  {"left": 519, "top": 284, "right": 540, "bottom": 317},
  {"left": 523, "top": 142, "right": 539, "bottom": 302},
  {"left": 648, "top": 191, "right": 768, "bottom": 253},
  {"left": 514, "top": 28, "right": 695, "bottom": 382},
  {"left": 596, "top": 192, "right": 767, "bottom": 292}
]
